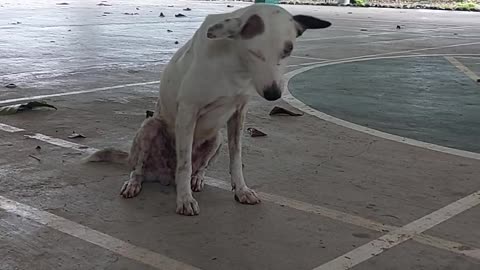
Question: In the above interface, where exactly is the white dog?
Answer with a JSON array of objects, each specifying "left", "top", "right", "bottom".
[{"left": 85, "top": 4, "right": 331, "bottom": 216}]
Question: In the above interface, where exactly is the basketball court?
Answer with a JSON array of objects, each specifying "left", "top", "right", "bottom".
[{"left": 1, "top": 1, "right": 479, "bottom": 269}]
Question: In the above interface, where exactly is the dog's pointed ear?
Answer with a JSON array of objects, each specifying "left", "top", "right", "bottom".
[
  {"left": 206, "top": 14, "right": 264, "bottom": 40},
  {"left": 239, "top": 14, "right": 264, "bottom": 39},
  {"left": 293, "top": 15, "right": 331, "bottom": 37}
]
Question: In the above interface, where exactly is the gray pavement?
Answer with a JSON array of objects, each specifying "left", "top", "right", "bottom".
[{"left": 1, "top": 1, "right": 480, "bottom": 270}]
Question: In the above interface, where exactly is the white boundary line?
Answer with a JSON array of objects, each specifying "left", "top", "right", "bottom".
[
  {"left": 0, "top": 123, "right": 24, "bottom": 133},
  {"left": 287, "top": 61, "right": 328, "bottom": 68},
  {"left": 2, "top": 42, "right": 478, "bottom": 107},
  {"left": 445, "top": 56, "right": 480, "bottom": 82},
  {"left": 25, "top": 133, "right": 97, "bottom": 154},
  {"left": 456, "top": 56, "right": 480, "bottom": 60},
  {"left": 0, "top": 195, "right": 201, "bottom": 270},
  {"left": 1, "top": 123, "right": 479, "bottom": 262},
  {"left": 283, "top": 53, "right": 480, "bottom": 161},
  {"left": 292, "top": 41, "right": 480, "bottom": 68},
  {"left": 297, "top": 31, "right": 397, "bottom": 42},
  {"left": 0, "top": 81, "right": 160, "bottom": 105},
  {"left": 313, "top": 191, "right": 480, "bottom": 270},
  {"left": 205, "top": 177, "right": 395, "bottom": 233},
  {"left": 301, "top": 36, "right": 431, "bottom": 50},
  {"left": 291, "top": 55, "right": 329, "bottom": 61},
  {"left": 290, "top": 52, "right": 479, "bottom": 69},
  {"left": 206, "top": 177, "right": 480, "bottom": 260},
  {"left": 297, "top": 24, "right": 480, "bottom": 43}
]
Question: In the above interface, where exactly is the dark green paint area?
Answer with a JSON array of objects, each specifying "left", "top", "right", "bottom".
[{"left": 289, "top": 57, "right": 480, "bottom": 153}]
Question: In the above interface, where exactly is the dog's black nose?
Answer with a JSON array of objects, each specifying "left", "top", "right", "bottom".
[{"left": 263, "top": 83, "right": 282, "bottom": 101}]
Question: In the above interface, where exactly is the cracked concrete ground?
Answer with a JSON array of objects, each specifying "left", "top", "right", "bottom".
[{"left": 1, "top": 1, "right": 480, "bottom": 270}]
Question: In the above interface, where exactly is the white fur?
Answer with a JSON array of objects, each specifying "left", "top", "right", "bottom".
[
  {"left": 95, "top": 4, "right": 331, "bottom": 215},
  {"left": 161, "top": 5, "right": 301, "bottom": 215}
]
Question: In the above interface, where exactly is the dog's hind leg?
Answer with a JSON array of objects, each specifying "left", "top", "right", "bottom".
[
  {"left": 121, "top": 171, "right": 144, "bottom": 198},
  {"left": 120, "top": 148, "right": 146, "bottom": 198},
  {"left": 191, "top": 133, "right": 222, "bottom": 192},
  {"left": 120, "top": 118, "right": 158, "bottom": 198}
]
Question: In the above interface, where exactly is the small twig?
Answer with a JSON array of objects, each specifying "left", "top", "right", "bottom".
[{"left": 28, "top": 154, "right": 41, "bottom": 162}]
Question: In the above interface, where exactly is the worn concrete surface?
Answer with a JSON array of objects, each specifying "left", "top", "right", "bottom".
[
  {"left": 1, "top": 211, "right": 156, "bottom": 270},
  {"left": 1, "top": 0, "right": 480, "bottom": 270},
  {"left": 353, "top": 240, "right": 480, "bottom": 270}
]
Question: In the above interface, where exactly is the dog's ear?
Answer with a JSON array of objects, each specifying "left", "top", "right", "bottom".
[
  {"left": 239, "top": 14, "right": 265, "bottom": 39},
  {"left": 293, "top": 15, "right": 331, "bottom": 37},
  {"left": 206, "top": 14, "right": 264, "bottom": 40}
]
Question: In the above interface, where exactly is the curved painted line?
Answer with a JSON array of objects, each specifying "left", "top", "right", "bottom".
[{"left": 283, "top": 53, "right": 480, "bottom": 161}]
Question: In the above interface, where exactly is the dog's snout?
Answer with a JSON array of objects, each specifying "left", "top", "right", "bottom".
[{"left": 263, "top": 83, "right": 282, "bottom": 101}]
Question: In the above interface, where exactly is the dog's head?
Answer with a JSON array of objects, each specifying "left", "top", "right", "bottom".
[{"left": 206, "top": 5, "right": 331, "bottom": 101}]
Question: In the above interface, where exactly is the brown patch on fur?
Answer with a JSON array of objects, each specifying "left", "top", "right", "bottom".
[
  {"left": 128, "top": 117, "right": 221, "bottom": 185},
  {"left": 128, "top": 117, "right": 175, "bottom": 184},
  {"left": 282, "top": 41, "right": 293, "bottom": 58},
  {"left": 240, "top": 14, "right": 264, "bottom": 40},
  {"left": 210, "top": 23, "right": 223, "bottom": 30},
  {"left": 191, "top": 137, "right": 218, "bottom": 175}
]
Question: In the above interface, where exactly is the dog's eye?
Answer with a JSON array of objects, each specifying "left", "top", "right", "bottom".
[{"left": 281, "top": 41, "right": 293, "bottom": 59}]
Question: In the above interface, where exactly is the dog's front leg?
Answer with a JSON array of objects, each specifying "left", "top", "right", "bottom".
[
  {"left": 227, "top": 103, "right": 261, "bottom": 204},
  {"left": 175, "top": 103, "right": 200, "bottom": 216}
]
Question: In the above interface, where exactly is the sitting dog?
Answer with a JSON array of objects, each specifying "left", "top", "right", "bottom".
[{"left": 85, "top": 4, "right": 331, "bottom": 216}]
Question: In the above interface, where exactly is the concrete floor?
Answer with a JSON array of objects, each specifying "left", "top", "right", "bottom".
[
  {"left": 1, "top": 1, "right": 480, "bottom": 270},
  {"left": 289, "top": 56, "right": 480, "bottom": 152}
]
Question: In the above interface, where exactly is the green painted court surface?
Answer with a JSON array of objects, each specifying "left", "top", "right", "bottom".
[{"left": 289, "top": 56, "right": 480, "bottom": 153}]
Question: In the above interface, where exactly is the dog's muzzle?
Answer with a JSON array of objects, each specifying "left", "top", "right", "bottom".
[{"left": 263, "top": 83, "right": 282, "bottom": 101}]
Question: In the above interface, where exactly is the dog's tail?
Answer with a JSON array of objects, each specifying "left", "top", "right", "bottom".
[{"left": 83, "top": 147, "right": 129, "bottom": 165}]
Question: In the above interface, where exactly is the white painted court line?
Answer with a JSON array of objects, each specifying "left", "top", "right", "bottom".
[
  {"left": 283, "top": 53, "right": 480, "bottom": 161},
  {"left": 456, "top": 56, "right": 480, "bottom": 60},
  {"left": 1, "top": 122, "right": 479, "bottom": 261},
  {"left": 25, "top": 133, "right": 97, "bottom": 155},
  {"left": 303, "top": 36, "right": 430, "bottom": 51},
  {"left": 2, "top": 42, "right": 478, "bottom": 107},
  {"left": 445, "top": 56, "right": 480, "bottom": 82},
  {"left": 312, "top": 191, "right": 480, "bottom": 270},
  {"left": 291, "top": 55, "right": 329, "bottom": 61},
  {"left": 206, "top": 177, "right": 480, "bottom": 260},
  {"left": 0, "top": 123, "right": 24, "bottom": 133},
  {"left": 0, "top": 81, "right": 160, "bottom": 105},
  {"left": 297, "top": 24, "right": 480, "bottom": 43},
  {"left": 0, "top": 195, "right": 201, "bottom": 270},
  {"left": 297, "top": 31, "right": 396, "bottom": 42},
  {"left": 293, "top": 41, "right": 480, "bottom": 67},
  {"left": 327, "top": 19, "right": 477, "bottom": 30},
  {"left": 287, "top": 61, "right": 328, "bottom": 68},
  {"left": 205, "top": 177, "right": 394, "bottom": 233}
]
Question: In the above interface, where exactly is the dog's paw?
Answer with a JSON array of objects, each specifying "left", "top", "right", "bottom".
[
  {"left": 120, "top": 180, "right": 142, "bottom": 198},
  {"left": 191, "top": 174, "right": 204, "bottom": 192},
  {"left": 234, "top": 187, "right": 261, "bottom": 205},
  {"left": 176, "top": 194, "right": 200, "bottom": 216}
]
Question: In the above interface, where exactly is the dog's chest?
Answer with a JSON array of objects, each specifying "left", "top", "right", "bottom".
[{"left": 195, "top": 95, "right": 248, "bottom": 138}]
